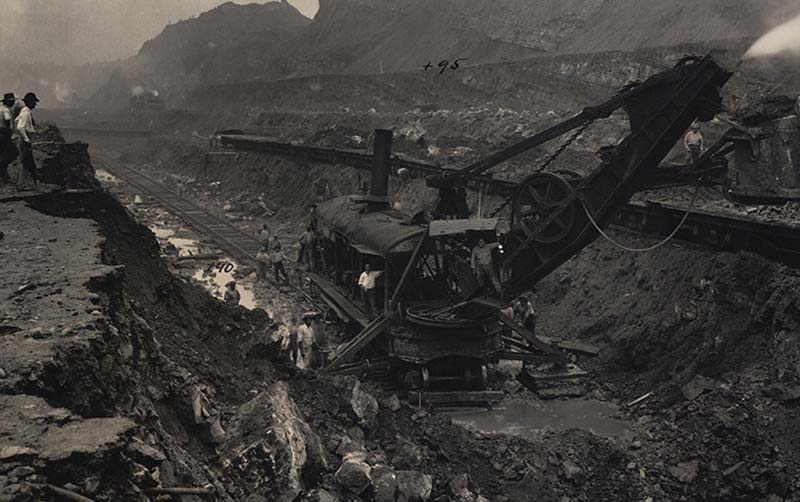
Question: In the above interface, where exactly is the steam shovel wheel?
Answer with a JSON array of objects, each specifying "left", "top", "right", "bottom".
[
  {"left": 463, "top": 364, "right": 488, "bottom": 390},
  {"left": 400, "top": 366, "right": 430, "bottom": 395},
  {"left": 513, "top": 173, "right": 576, "bottom": 244}
]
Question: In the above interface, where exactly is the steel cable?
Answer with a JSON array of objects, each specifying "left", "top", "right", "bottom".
[{"left": 581, "top": 184, "right": 700, "bottom": 253}]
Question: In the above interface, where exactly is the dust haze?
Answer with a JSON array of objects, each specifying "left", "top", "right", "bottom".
[{"left": 0, "top": 0, "right": 319, "bottom": 65}]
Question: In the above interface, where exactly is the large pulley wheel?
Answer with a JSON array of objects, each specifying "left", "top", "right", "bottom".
[{"left": 512, "top": 173, "right": 577, "bottom": 244}]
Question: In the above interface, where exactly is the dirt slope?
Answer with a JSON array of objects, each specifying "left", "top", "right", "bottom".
[
  {"left": 90, "top": 0, "right": 800, "bottom": 110},
  {"left": 91, "top": 1, "right": 311, "bottom": 108}
]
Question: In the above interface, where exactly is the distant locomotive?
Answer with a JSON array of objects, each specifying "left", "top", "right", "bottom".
[{"left": 129, "top": 91, "right": 164, "bottom": 111}]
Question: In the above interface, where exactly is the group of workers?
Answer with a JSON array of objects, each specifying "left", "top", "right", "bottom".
[
  {"left": 1, "top": 92, "right": 40, "bottom": 190},
  {"left": 254, "top": 223, "right": 315, "bottom": 285},
  {"left": 219, "top": 221, "right": 317, "bottom": 308},
  {"left": 286, "top": 313, "right": 330, "bottom": 369}
]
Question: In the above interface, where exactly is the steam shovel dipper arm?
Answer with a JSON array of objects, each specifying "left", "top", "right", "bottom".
[
  {"left": 496, "top": 56, "right": 733, "bottom": 299},
  {"left": 448, "top": 82, "right": 658, "bottom": 182}
]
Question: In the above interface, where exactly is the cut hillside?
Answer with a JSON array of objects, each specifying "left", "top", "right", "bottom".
[
  {"left": 91, "top": 0, "right": 800, "bottom": 111},
  {"left": 91, "top": 1, "right": 311, "bottom": 108}
]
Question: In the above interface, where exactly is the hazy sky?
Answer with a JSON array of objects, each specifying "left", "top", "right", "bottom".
[{"left": 0, "top": 0, "right": 319, "bottom": 65}]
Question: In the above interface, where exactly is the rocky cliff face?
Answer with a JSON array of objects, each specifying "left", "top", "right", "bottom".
[
  {"left": 91, "top": 0, "right": 800, "bottom": 110},
  {"left": 91, "top": 1, "right": 311, "bottom": 107}
]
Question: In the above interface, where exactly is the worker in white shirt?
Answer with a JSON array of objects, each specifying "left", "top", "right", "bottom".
[
  {"left": 271, "top": 243, "right": 290, "bottom": 283},
  {"left": 14, "top": 92, "right": 39, "bottom": 191},
  {"left": 358, "top": 263, "right": 384, "bottom": 320},
  {"left": 297, "top": 316, "right": 315, "bottom": 368},
  {"left": 684, "top": 122, "right": 704, "bottom": 164},
  {"left": 471, "top": 238, "right": 502, "bottom": 295}
]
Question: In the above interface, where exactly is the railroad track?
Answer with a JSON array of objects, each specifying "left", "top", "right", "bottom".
[
  {"left": 217, "top": 134, "right": 800, "bottom": 268},
  {"left": 93, "top": 152, "right": 324, "bottom": 310}
]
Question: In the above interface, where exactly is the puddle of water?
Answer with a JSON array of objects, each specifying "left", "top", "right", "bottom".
[
  {"left": 449, "top": 399, "right": 631, "bottom": 439},
  {"left": 150, "top": 226, "right": 201, "bottom": 257},
  {"left": 148, "top": 221, "right": 257, "bottom": 309},
  {"left": 152, "top": 227, "right": 174, "bottom": 239},
  {"left": 95, "top": 169, "right": 120, "bottom": 183},
  {"left": 192, "top": 266, "right": 257, "bottom": 310},
  {"left": 170, "top": 237, "right": 200, "bottom": 257}
]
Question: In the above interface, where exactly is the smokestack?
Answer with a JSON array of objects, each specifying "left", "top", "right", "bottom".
[{"left": 370, "top": 129, "right": 392, "bottom": 200}]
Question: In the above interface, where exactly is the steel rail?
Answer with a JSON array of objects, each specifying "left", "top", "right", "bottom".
[{"left": 93, "top": 152, "right": 325, "bottom": 310}]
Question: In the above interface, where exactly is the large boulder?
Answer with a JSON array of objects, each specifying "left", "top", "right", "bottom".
[
  {"left": 392, "top": 440, "right": 423, "bottom": 470},
  {"left": 396, "top": 471, "right": 433, "bottom": 502},
  {"left": 220, "top": 382, "right": 327, "bottom": 502},
  {"left": 349, "top": 379, "right": 379, "bottom": 430},
  {"left": 373, "top": 466, "right": 399, "bottom": 502},
  {"left": 373, "top": 466, "right": 432, "bottom": 502},
  {"left": 334, "top": 455, "right": 372, "bottom": 494}
]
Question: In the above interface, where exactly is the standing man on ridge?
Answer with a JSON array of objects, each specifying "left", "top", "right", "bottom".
[
  {"left": 14, "top": 92, "right": 39, "bottom": 191},
  {"left": 0, "top": 93, "right": 19, "bottom": 183}
]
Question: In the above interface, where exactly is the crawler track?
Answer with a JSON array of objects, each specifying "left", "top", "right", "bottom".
[
  {"left": 218, "top": 135, "right": 800, "bottom": 268},
  {"left": 93, "top": 153, "right": 324, "bottom": 309}
]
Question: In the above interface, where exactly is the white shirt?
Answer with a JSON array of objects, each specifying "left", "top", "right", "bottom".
[
  {"left": 358, "top": 270, "right": 382, "bottom": 290},
  {"left": 0, "top": 105, "right": 13, "bottom": 129},
  {"left": 14, "top": 106, "right": 34, "bottom": 143},
  {"left": 298, "top": 324, "right": 314, "bottom": 346},
  {"left": 684, "top": 130, "right": 703, "bottom": 151}
]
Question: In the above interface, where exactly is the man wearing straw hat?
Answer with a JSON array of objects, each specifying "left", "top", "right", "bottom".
[{"left": 0, "top": 93, "right": 18, "bottom": 183}]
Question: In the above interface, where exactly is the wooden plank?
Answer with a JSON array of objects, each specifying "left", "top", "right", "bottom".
[
  {"left": 325, "top": 358, "right": 391, "bottom": 377},
  {"left": 326, "top": 313, "right": 390, "bottom": 370},
  {"left": 409, "top": 391, "right": 505, "bottom": 405},
  {"left": 522, "top": 364, "right": 588, "bottom": 382},
  {"left": 497, "top": 312, "right": 565, "bottom": 360},
  {"left": 556, "top": 340, "right": 600, "bottom": 357},
  {"left": 502, "top": 337, "right": 533, "bottom": 352},
  {"left": 498, "top": 351, "right": 561, "bottom": 364},
  {"left": 307, "top": 272, "right": 369, "bottom": 327}
]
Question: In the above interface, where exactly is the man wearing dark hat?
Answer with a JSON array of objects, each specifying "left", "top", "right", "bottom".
[
  {"left": 0, "top": 93, "right": 18, "bottom": 182},
  {"left": 13, "top": 92, "right": 39, "bottom": 190}
]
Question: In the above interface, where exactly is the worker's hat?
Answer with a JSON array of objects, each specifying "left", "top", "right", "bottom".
[
  {"left": 23, "top": 92, "right": 39, "bottom": 104},
  {"left": 2, "top": 93, "right": 15, "bottom": 104},
  {"left": 690, "top": 122, "right": 701, "bottom": 129}
]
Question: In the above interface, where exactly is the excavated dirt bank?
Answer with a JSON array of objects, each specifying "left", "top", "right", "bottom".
[
  {"left": 65, "top": 127, "right": 800, "bottom": 500},
  {"left": 0, "top": 174, "right": 653, "bottom": 501}
]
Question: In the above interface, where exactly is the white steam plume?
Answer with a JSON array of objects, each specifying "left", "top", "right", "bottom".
[{"left": 744, "top": 14, "right": 800, "bottom": 59}]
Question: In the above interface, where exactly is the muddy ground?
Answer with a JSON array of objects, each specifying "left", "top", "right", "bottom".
[
  {"left": 4, "top": 51, "right": 800, "bottom": 499},
  {"left": 4, "top": 103, "right": 786, "bottom": 502}
]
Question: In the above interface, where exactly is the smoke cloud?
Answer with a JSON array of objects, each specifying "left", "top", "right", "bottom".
[{"left": 744, "top": 14, "right": 800, "bottom": 59}]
